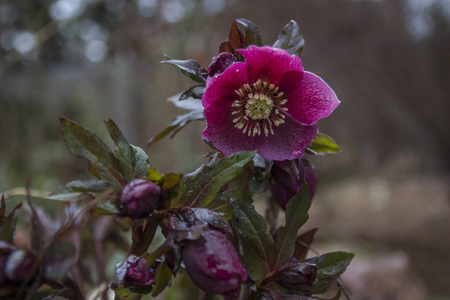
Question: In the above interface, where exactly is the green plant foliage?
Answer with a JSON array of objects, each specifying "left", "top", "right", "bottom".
[
  {"left": 161, "top": 59, "right": 206, "bottom": 84},
  {"left": 307, "top": 133, "right": 341, "bottom": 154},
  {"left": 273, "top": 20, "right": 305, "bottom": 57},
  {"left": 0, "top": 196, "right": 22, "bottom": 243},
  {"left": 274, "top": 185, "right": 312, "bottom": 268},
  {"left": 169, "top": 151, "right": 256, "bottom": 208},
  {"left": 232, "top": 199, "right": 275, "bottom": 282}
]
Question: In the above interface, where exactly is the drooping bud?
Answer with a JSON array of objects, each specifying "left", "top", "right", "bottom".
[
  {"left": 125, "top": 256, "right": 156, "bottom": 287},
  {"left": 207, "top": 52, "right": 237, "bottom": 76},
  {"left": 114, "top": 255, "right": 156, "bottom": 288},
  {"left": 5, "top": 249, "right": 36, "bottom": 283},
  {"left": 120, "top": 179, "right": 162, "bottom": 218},
  {"left": 270, "top": 159, "right": 316, "bottom": 210},
  {"left": 182, "top": 230, "right": 247, "bottom": 299},
  {"left": 272, "top": 260, "right": 317, "bottom": 289}
]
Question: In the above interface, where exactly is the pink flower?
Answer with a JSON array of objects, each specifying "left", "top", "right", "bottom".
[{"left": 201, "top": 46, "right": 340, "bottom": 161}]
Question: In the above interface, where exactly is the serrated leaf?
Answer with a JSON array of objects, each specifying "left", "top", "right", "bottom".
[
  {"left": 60, "top": 118, "right": 125, "bottom": 188},
  {"left": 161, "top": 59, "right": 206, "bottom": 84},
  {"left": 152, "top": 260, "right": 172, "bottom": 297},
  {"left": 147, "top": 110, "right": 204, "bottom": 147},
  {"left": 231, "top": 199, "right": 275, "bottom": 282},
  {"left": 169, "top": 151, "right": 256, "bottom": 208},
  {"left": 105, "top": 119, "right": 135, "bottom": 182},
  {"left": 132, "top": 145, "right": 152, "bottom": 179},
  {"left": 307, "top": 133, "right": 341, "bottom": 154},
  {"left": 304, "top": 251, "right": 354, "bottom": 279},
  {"left": 273, "top": 20, "right": 305, "bottom": 57},
  {"left": 274, "top": 184, "right": 311, "bottom": 268},
  {"left": 105, "top": 119, "right": 152, "bottom": 181},
  {"left": 0, "top": 196, "right": 22, "bottom": 243},
  {"left": 236, "top": 18, "right": 263, "bottom": 46}
]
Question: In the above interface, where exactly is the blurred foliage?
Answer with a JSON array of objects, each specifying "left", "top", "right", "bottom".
[{"left": 1, "top": 1, "right": 450, "bottom": 296}]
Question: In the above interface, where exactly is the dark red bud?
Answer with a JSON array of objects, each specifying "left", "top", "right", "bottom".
[
  {"left": 273, "top": 261, "right": 317, "bottom": 288},
  {"left": 5, "top": 249, "right": 36, "bottom": 283},
  {"left": 270, "top": 159, "right": 316, "bottom": 210},
  {"left": 182, "top": 230, "right": 247, "bottom": 299},
  {"left": 125, "top": 256, "right": 155, "bottom": 287},
  {"left": 207, "top": 52, "right": 237, "bottom": 76},
  {"left": 120, "top": 179, "right": 162, "bottom": 218}
]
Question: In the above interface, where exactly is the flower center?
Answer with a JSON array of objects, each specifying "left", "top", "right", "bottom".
[{"left": 232, "top": 79, "right": 288, "bottom": 137}]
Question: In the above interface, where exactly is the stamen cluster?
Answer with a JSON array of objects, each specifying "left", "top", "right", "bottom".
[{"left": 232, "top": 79, "right": 288, "bottom": 137}]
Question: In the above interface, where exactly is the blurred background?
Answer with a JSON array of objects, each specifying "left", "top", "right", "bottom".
[{"left": 1, "top": 0, "right": 449, "bottom": 299}]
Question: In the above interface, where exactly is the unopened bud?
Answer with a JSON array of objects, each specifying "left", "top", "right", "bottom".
[
  {"left": 125, "top": 256, "right": 156, "bottom": 287},
  {"left": 273, "top": 260, "right": 317, "bottom": 289},
  {"left": 208, "top": 52, "right": 237, "bottom": 76},
  {"left": 120, "top": 179, "right": 162, "bottom": 218},
  {"left": 182, "top": 230, "right": 247, "bottom": 299}
]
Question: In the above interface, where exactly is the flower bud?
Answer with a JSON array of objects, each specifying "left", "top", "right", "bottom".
[
  {"left": 113, "top": 255, "right": 156, "bottom": 288},
  {"left": 125, "top": 256, "right": 156, "bottom": 287},
  {"left": 270, "top": 159, "right": 316, "bottom": 210},
  {"left": 120, "top": 179, "right": 162, "bottom": 218},
  {"left": 5, "top": 249, "right": 35, "bottom": 283},
  {"left": 207, "top": 52, "right": 237, "bottom": 76},
  {"left": 182, "top": 230, "right": 247, "bottom": 299},
  {"left": 273, "top": 261, "right": 317, "bottom": 289}
]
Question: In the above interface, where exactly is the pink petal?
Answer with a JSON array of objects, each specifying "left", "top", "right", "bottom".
[
  {"left": 202, "top": 114, "right": 317, "bottom": 161},
  {"left": 202, "top": 62, "right": 249, "bottom": 110},
  {"left": 281, "top": 71, "right": 340, "bottom": 125},
  {"left": 237, "top": 46, "right": 303, "bottom": 86}
]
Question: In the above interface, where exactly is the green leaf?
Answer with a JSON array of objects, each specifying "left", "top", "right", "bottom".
[
  {"left": 273, "top": 20, "right": 305, "bottom": 57},
  {"left": 105, "top": 119, "right": 152, "bottom": 181},
  {"left": 132, "top": 145, "right": 152, "bottom": 179},
  {"left": 179, "top": 85, "right": 205, "bottom": 101},
  {"left": 161, "top": 59, "right": 206, "bottom": 84},
  {"left": 231, "top": 199, "right": 275, "bottom": 282},
  {"left": 147, "top": 110, "right": 204, "bottom": 147},
  {"left": 307, "top": 133, "right": 341, "bottom": 154},
  {"left": 206, "top": 189, "right": 252, "bottom": 221},
  {"left": 169, "top": 151, "right": 256, "bottom": 208},
  {"left": 147, "top": 167, "right": 164, "bottom": 185},
  {"left": 60, "top": 118, "right": 125, "bottom": 188},
  {"left": 0, "top": 195, "right": 22, "bottom": 243},
  {"left": 49, "top": 180, "right": 113, "bottom": 200},
  {"left": 274, "top": 184, "right": 312, "bottom": 268},
  {"left": 105, "top": 119, "right": 135, "bottom": 182},
  {"left": 152, "top": 260, "right": 172, "bottom": 297},
  {"left": 113, "top": 287, "right": 143, "bottom": 300},
  {"left": 236, "top": 18, "right": 263, "bottom": 46},
  {"left": 304, "top": 251, "right": 354, "bottom": 279}
]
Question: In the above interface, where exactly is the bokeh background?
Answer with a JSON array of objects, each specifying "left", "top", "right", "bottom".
[{"left": 1, "top": 0, "right": 449, "bottom": 299}]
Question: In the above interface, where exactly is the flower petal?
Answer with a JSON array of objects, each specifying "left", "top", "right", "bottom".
[
  {"left": 202, "top": 114, "right": 317, "bottom": 161},
  {"left": 202, "top": 62, "right": 249, "bottom": 110},
  {"left": 281, "top": 71, "right": 340, "bottom": 124},
  {"left": 237, "top": 46, "right": 303, "bottom": 86}
]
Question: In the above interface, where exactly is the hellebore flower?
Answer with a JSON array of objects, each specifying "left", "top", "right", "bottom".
[
  {"left": 120, "top": 179, "right": 162, "bottom": 219},
  {"left": 182, "top": 230, "right": 247, "bottom": 299},
  {"left": 270, "top": 159, "right": 317, "bottom": 210},
  {"left": 202, "top": 46, "right": 340, "bottom": 161}
]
